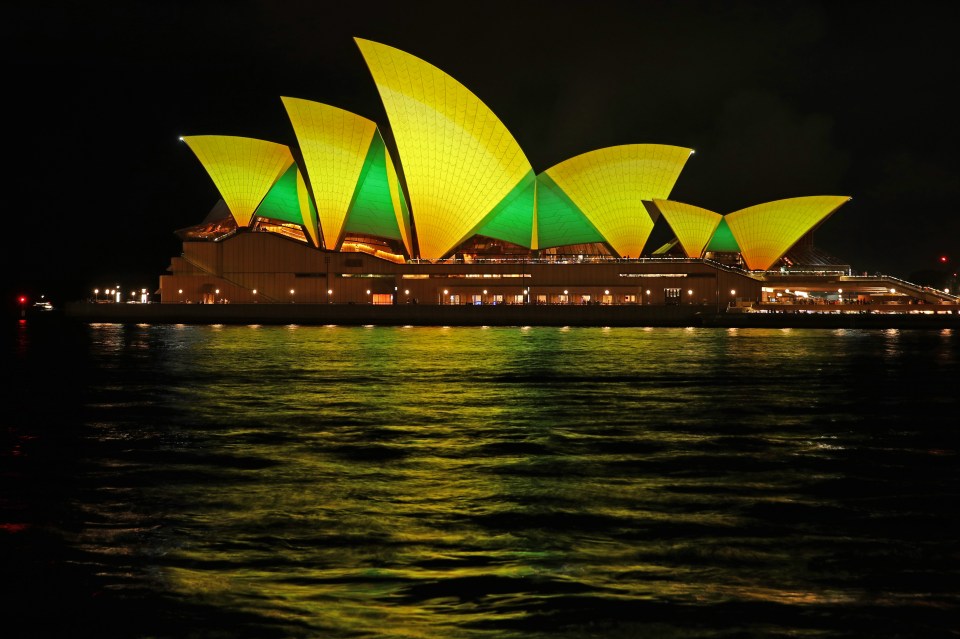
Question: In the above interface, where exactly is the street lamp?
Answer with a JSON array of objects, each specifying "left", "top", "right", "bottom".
[
  {"left": 215, "top": 288, "right": 220, "bottom": 304},
  {"left": 838, "top": 288, "right": 843, "bottom": 304},
  {"left": 94, "top": 288, "right": 99, "bottom": 302},
  {"left": 327, "top": 288, "right": 333, "bottom": 304},
  {"left": 290, "top": 288, "right": 295, "bottom": 303}
]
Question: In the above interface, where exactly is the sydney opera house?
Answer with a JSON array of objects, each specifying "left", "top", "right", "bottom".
[{"left": 157, "top": 38, "right": 955, "bottom": 313}]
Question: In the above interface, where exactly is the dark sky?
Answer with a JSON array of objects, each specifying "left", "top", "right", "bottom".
[{"left": 6, "top": 0, "right": 959, "bottom": 304}]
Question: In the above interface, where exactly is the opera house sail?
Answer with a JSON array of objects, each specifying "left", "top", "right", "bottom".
[{"left": 152, "top": 37, "right": 958, "bottom": 313}]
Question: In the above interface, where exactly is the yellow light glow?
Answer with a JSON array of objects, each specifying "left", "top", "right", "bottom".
[
  {"left": 724, "top": 196, "right": 851, "bottom": 271},
  {"left": 282, "top": 97, "right": 377, "bottom": 250},
  {"left": 181, "top": 135, "right": 293, "bottom": 227},
  {"left": 295, "top": 168, "right": 320, "bottom": 248},
  {"left": 652, "top": 199, "right": 722, "bottom": 258},
  {"left": 544, "top": 145, "right": 692, "bottom": 257},
  {"left": 355, "top": 38, "right": 533, "bottom": 259},
  {"left": 383, "top": 145, "right": 413, "bottom": 255}
]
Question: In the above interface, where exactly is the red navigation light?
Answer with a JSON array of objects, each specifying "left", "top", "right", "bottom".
[
  {"left": 18, "top": 296, "right": 27, "bottom": 304},
  {"left": 940, "top": 255, "right": 948, "bottom": 263}
]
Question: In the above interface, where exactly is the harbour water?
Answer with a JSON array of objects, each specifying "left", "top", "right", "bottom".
[{"left": 5, "top": 320, "right": 959, "bottom": 638}]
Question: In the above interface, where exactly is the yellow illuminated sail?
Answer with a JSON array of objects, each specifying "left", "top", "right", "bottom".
[
  {"left": 355, "top": 38, "right": 533, "bottom": 259},
  {"left": 653, "top": 199, "right": 722, "bottom": 258},
  {"left": 282, "top": 97, "right": 376, "bottom": 250},
  {"left": 543, "top": 145, "right": 693, "bottom": 257},
  {"left": 296, "top": 168, "right": 320, "bottom": 248},
  {"left": 181, "top": 135, "right": 293, "bottom": 228},
  {"left": 384, "top": 145, "right": 413, "bottom": 255},
  {"left": 725, "top": 196, "right": 851, "bottom": 270}
]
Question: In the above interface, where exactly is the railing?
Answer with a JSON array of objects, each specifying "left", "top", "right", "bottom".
[
  {"left": 879, "top": 275, "right": 959, "bottom": 302},
  {"left": 702, "top": 258, "right": 750, "bottom": 275},
  {"left": 755, "top": 268, "right": 850, "bottom": 277},
  {"left": 405, "top": 256, "right": 706, "bottom": 265},
  {"left": 178, "top": 255, "right": 277, "bottom": 302}
]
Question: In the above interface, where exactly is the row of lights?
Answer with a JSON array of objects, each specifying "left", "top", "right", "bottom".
[
  {"left": 418, "top": 288, "right": 727, "bottom": 302},
  {"left": 157, "top": 284, "right": 960, "bottom": 304},
  {"left": 94, "top": 287, "right": 149, "bottom": 303},
  {"left": 158, "top": 287, "right": 792, "bottom": 302},
  {"left": 172, "top": 287, "right": 352, "bottom": 301}
]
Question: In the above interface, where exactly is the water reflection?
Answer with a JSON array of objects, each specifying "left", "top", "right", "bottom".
[{"left": 6, "top": 325, "right": 959, "bottom": 638}]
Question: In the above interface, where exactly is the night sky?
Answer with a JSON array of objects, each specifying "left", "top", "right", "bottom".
[{"left": 7, "top": 0, "right": 959, "bottom": 306}]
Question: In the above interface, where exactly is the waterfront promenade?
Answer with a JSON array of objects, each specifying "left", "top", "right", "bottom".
[{"left": 62, "top": 301, "right": 960, "bottom": 329}]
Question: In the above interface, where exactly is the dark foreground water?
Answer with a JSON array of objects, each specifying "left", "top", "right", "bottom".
[{"left": 5, "top": 320, "right": 959, "bottom": 638}]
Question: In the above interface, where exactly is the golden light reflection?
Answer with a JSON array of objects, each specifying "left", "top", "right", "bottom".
[{"left": 73, "top": 325, "right": 955, "bottom": 637}]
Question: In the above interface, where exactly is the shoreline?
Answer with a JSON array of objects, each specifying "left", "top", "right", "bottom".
[{"left": 52, "top": 301, "right": 960, "bottom": 329}]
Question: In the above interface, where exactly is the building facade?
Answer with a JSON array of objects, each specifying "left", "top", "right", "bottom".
[{"left": 160, "top": 38, "right": 958, "bottom": 312}]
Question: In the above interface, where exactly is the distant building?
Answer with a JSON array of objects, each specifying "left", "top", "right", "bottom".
[{"left": 160, "top": 39, "right": 951, "bottom": 310}]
